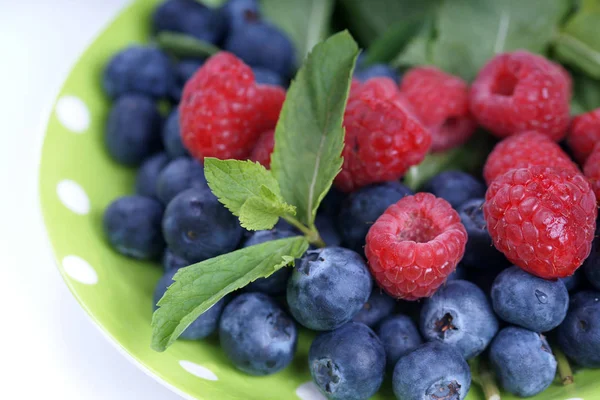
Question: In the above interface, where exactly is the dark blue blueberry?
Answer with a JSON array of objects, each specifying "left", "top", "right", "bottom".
[
  {"left": 156, "top": 157, "right": 208, "bottom": 204},
  {"left": 162, "top": 110, "right": 189, "bottom": 159},
  {"left": 465, "top": 263, "right": 507, "bottom": 293},
  {"left": 447, "top": 264, "right": 467, "bottom": 281},
  {"left": 583, "top": 222, "right": 600, "bottom": 290},
  {"left": 103, "top": 46, "right": 174, "bottom": 99},
  {"left": 376, "top": 314, "right": 422, "bottom": 368},
  {"left": 309, "top": 322, "right": 385, "bottom": 400},
  {"left": 103, "top": 195, "right": 165, "bottom": 260},
  {"left": 561, "top": 270, "right": 583, "bottom": 292},
  {"left": 162, "top": 188, "right": 243, "bottom": 262},
  {"left": 315, "top": 214, "right": 342, "bottom": 247},
  {"left": 422, "top": 171, "right": 486, "bottom": 209},
  {"left": 490, "top": 327, "right": 557, "bottom": 397},
  {"left": 393, "top": 342, "right": 471, "bottom": 400},
  {"left": 135, "top": 152, "right": 169, "bottom": 199},
  {"left": 337, "top": 182, "right": 413, "bottom": 253},
  {"left": 153, "top": 268, "right": 225, "bottom": 340},
  {"left": 170, "top": 59, "right": 204, "bottom": 102},
  {"left": 287, "top": 247, "right": 372, "bottom": 331},
  {"left": 219, "top": 292, "right": 297, "bottom": 375},
  {"left": 557, "top": 291, "right": 600, "bottom": 367},
  {"left": 355, "top": 64, "right": 399, "bottom": 83},
  {"left": 105, "top": 95, "right": 163, "bottom": 166},
  {"left": 223, "top": 0, "right": 261, "bottom": 30},
  {"left": 153, "top": 0, "right": 227, "bottom": 44},
  {"left": 252, "top": 67, "right": 284, "bottom": 87},
  {"left": 420, "top": 280, "right": 498, "bottom": 359},
  {"left": 352, "top": 288, "right": 395, "bottom": 327},
  {"left": 162, "top": 248, "right": 190, "bottom": 272},
  {"left": 319, "top": 187, "right": 346, "bottom": 218},
  {"left": 491, "top": 266, "right": 569, "bottom": 332}
]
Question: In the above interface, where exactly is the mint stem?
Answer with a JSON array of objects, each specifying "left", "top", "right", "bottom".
[
  {"left": 479, "top": 359, "right": 501, "bottom": 400},
  {"left": 554, "top": 346, "right": 574, "bottom": 385},
  {"left": 282, "top": 215, "right": 326, "bottom": 248}
]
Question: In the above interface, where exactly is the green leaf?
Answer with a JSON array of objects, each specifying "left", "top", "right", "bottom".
[
  {"left": 392, "top": 18, "right": 435, "bottom": 68},
  {"left": 554, "top": 6, "right": 600, "bottom": 78},
  {"left": 195, "top": 0, "right": 227, "bottom": 7},
  {"left": 156, "top": 31, "right": 219, "bottom": 59},
  {"left": 270, "top": 31, "right": 359, "bottom": 227},
  {"left": 151, "top": 236, "right": 309, "bottom": 351},
  {"left": 572, "top": 73, "right": 600, "bottom": 113},
  {"left": 238, "top": 195, "right": 295, "bottom": 230},
  {"left": 362, "top": 19, "right": 424, "bottom": 65}
]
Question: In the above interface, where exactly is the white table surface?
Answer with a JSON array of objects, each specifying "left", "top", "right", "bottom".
[{"left": 0, "top": 1, "right": 182, "bottom": 398}]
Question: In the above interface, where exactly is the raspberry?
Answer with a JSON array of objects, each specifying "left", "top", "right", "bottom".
[
  {"left": 250, "top": 129, "right": 274, "bottom": 168},
  {"left": 470, "top": 51, "right": 571, "bottom": 141},
  {"left": 400, "top": 66, "right": 476, "bottom": 152},
  {"left": 583, "top": 144, "right": 600, "bottom": 202},
  {"left": 484, "top": 166, "right": 597, "bottom": 279},
  {"left": 180, "top": 52, "right": 285, "bottom": 161},
  {"left": 335, "top": 78, "right": 431, "bottom": 192},
  {"left": 567, "top": 109, "right": 600, "bottom": 164},
  {"left": 365, "top": 193, "right": 467, "bottom": 301},
  {"left": 483, "top": 131, "right": 579, "bottom": 185}
]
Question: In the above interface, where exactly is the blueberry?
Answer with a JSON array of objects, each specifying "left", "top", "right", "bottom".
[
  {"left": 156, "top": 157, "right": 208, "bottom": 204},
  {"left": 220, "top": 292, "right": 297, "bottom": 375},
  {"left": 583, "top": 223, "right": 600, "bottom": 290},
  {"left": 490, "top": 327, "right": 557, "bottom": 397},
  {"left": 252, "top": 67, "right": 284, "bottom": 87},
  {"left": 103, "top": 195, "right": 165, "bottom": 259},
  {"left": 420, "top": 280, "right": 498, "bottom": 359},
  {"left": 223, "top": 0, "right": 261, "bottom": 30},
  {"left": 561, "top": 270, "right": 582, "bottom": 292},
  {"left": 447, "top": 265, "right": 467, "bottom": 281},
  {"left": 423, "top": 171, "right": 486, "bottom": 209},
  {"left": 105, "top": 95, "right": 163, "bottom": 167},
  {"left": 491, "top": 266, "right": 569, "bottom": 332},
  {"left": 337, "top": 182, "right": 413, "bottom": 253},
  {"left": 287, "top": 247, "right": 372, "bottom": 330},
  {"left": 153, "top": 0, "right": 226, "bottom": 44},
  {"left": 153, "top": 268, "right": 225, "bottom": 339},
  {"left": 162, "top": 188, "right": 243, "bottom": 262},
  {"left": 315, "top": 214, "right": 342, "bottom": 247},
  {"left": 557, "top": 291, "right": 600, "bottom": 367},
  {"left": 135, "top": 152, "right": 169, "bottom": 199},
  {"left": 376, "top": 314, "right": 422, "bottom": 368},
  {"left": 309, "top": 322, "right": 385, "bottom": 400},
  {"left": 393, "top": 342, "right": 471, "bottom": 400},
  {"left": 162, "top": 248, "right": 190, "bottom": 272},
  {"left": 103, "top": 46, "right": 174, "bottom": 99},
  {"left": 319, "top": 187, "right": 346, "bottom": 218},
  {"left": 170, "top": 59, "right": 203, "bottom": 102},
  {"left": 352, "top": 288, "right": 395, "bottom": 327},
  {"left": 355, "top": 64, "right": 399, "bottom": 83},
  {"left": 162, "top": 110, "right": 189, "bottom": 159}
]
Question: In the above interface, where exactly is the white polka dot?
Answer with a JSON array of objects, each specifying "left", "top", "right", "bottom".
[
  {"left": 57, "top": 180, "right": 90, "bottom": 215},
  {"left": 179, "top": 361, "right": 218, "bottom": 381},
  {"left": 62, "top": 255, "right": 98, "bottom": 285},
  {"left": 296, "top": 382, "right": 326, "bottom": 400},
  {"left": 55, "top": 96, "right": 90, "bottom": 133}
]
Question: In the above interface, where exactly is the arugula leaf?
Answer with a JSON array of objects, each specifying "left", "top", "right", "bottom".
[
  {"left": 270, "top": 31, "right": 358, "bottom": 228},
  {"left": 156, "top": 31, "right": 219, "bottom": 59},
  {"left": 152, "top": 236, "right": 309, "bottom": 351}
]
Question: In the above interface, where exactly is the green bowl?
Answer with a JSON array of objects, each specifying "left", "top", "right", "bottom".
[{"left": 38, "top": 1, "right": 596, "bottom": 399}]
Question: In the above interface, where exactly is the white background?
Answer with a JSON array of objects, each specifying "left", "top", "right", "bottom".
[{"left": 0, "top": 1, "right": 181, "bottom": 398}]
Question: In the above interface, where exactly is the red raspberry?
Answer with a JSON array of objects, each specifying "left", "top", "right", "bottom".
[
  {"left": 483, "top": 131, "right": 579, "bottom": 185},
  {"left": 335, "top": 78, "right": 432, "bottom": 192},
  {"left": 567, "top": 109, "right": 600, "bottom": 164},
  {"left": 250, "top": 129, "right": 274, "bottom": 168},
  {"left": 583, "top": 144, "right": 600, "bottom": 202},
  {"left": 365, "top": 193, "right": 467, "bottom": 301},
  {"left": 484, "top": 166, "right": 597, "bottom": 279},
  {"left": 180, "top": 52, "right": 285, "bottom": 160},
  {"left": 400, "top": 66, "right": 477, "bottom": 152},
  {"left": 470, "top": 51, "right": 571, "bottom": 141}
]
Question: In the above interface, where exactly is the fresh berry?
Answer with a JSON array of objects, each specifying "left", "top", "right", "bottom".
[
  {"left": 490, "top": 327, "right": 557, "bottom": 397},
  {"left": 162, "top": 188, "right": 243, "bottom": 262},
  {"left": 162, "top": 110, "right": 189, "bottom": 159},
  {"left": 103, "top": 46, "right": 174, "bottom": 99},
  {"left": 400, "top": 66, "right": 476, "bottom": 152},
  {"left": 170, "top": 59, "right": 204, "bottom": 102},
  {"left": 223, "top": 0, "right": 261, "bottom": 30},
  {"left": 352, "top": 288, "right": 396, "bottom": 327},
  {"left": 447, "top": 264, "right": 468, "bottom": 281},
  {"left": 309, "top": 322, "right": 385, "bottom": 400},
  {"left": 287, "top": 247, "right": 372, "bottom": 331},
  {"left": 103, "top": 195, "right": 165, "bottom": 260},
  {"left": 153, "top": 268, "right": 225, "bottom": 339},
  {"left": 491, "top": 266, "right": 569, "bottom": 332},
  {"left": 583, "top": 222, "right": 600, "bottom": 290},
  {"left": 557, "top": 291, "right": 600, "bottom": 367},
  {"left": 420, "top": 280, "right": 498, "bottom": 359},
  {"left": 156, "top": 157, "right": 208, "bottom": 204},
  {"left": 484, "top": 166, "right": 597, "bottom": 279},
  {"left": 337, "top": 182, "right": 413, "bottom": 253},
  {"left": 252, "top": 67, "right": 285, "bottom": 87},
  {"left": 584, "top": 144, "right": 600, "bottom": 201},
  {"left": 355, "top": 63, "right": 399, "bottom": 83},
  {"left": 470, "top": 50, "right": 571, "bottom": 141},
  {"left": 393, "top": 342, "right": 471, "bottom": 400},
  {"left": 423, "top": 171, "right": 486, "bottom": 209},
  {"left": 180, "top": 52, "right": 285, "bottom": 160},
  {"left": 220, "top": 292, "right": 297, "bottom": 375},
  {"left": 567, "top": 108, "right": 600, "bottom": 164},
  {"left": 152, "top": 0, "right": 226, "bottom": 44},
  {"left": 376, "top": 314, "right": 422, "bottom": 368},
  {"left": 365, "top": 193, "right": 467, "bottom": 300},
  {"left": 249, "top": 129, "right": 274, "bottom": 168},
  {"left": 319, "top": 187, "right": 347, "bottom": 219},
  {"left": 483, "top": 131, "right": 579, "bottom": 185},
  {"left": 465, "top": 263, "right": 508, "bottom": 294},
  {"left": 335, "top": 78, "right": 431, "bottom": 192},
  {"left": 135, "top": 152, "right": 169, "bottom": 199},
  {"left": 561, "top": 270, "right": 582, "bottom": 292},
  {"left": 105, "top": 95, "right": 162, "bottom": 166},
  {"left": 315, "top": 214, "right": 342, "bottom": 247},
  {"left": 162, "top": 248, "right": 190, "bottom": 272}
]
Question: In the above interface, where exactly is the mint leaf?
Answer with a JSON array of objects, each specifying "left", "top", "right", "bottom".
[
  {"left": 362, "top": 20, "right": 424, "bottom": 65},
  {"left": 151, "top": 236, "right": 309, "bottom": 351},
  {"left": 238, "top": 196, "right": 294, "bottom": 230},
  {"left": 270, "top": 31, "right": 358, "bottom": 228},
  {"left": 572, "top": 73, "right": 600, "bottom": 113},
  {"left": 392, "top": 19, "right": 435, "bottom": 68},
  {"left": 156, "top": 31, "right": 219, "bottom": 59}
]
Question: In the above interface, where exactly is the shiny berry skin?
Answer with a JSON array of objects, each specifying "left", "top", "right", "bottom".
[
  {"left": 180, "top": 52, "right": 285, "bottom": 161},
  {"left": 365, "top": 193, "right": 467, "bottom": 301},
  {"left": 567, "top": 108, "right": 600, "bottom": 164},
  {"left": 484, "top": 166, "right": 597, "bottom": 279},
  {"left": 584, "top": 144, "right": 600, "bottom": 202},
  {"left": 483, "top": 131, "right": 579, "bottom": 185},
  {"left": 249, "top": 129, "right": 274, "bottom": 168},
  {"left": 400, "top": 66, "right": 476, "bottom": 152},
  {"left": 470, "top": 51, "right": 571, "bottom": 141}
]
